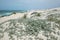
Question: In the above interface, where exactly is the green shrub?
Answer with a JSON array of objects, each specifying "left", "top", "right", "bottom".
[
  {"left": 31, "top": 12, "right": 41, "bottom": 16},
  {"left": 36, "top": 13, "right": 41, "bottom": 16},
  {"left": 12, "top": 12, "right": 16, "bottom": 14},
  {"left": 23, "top": 14, "right": 27, "bottom": 19}
]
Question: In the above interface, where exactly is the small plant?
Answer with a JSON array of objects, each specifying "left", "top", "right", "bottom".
[
  {"left": 47, "top": 14, "right": 57, "bottom": 21},
  {"left": 36, "top": 13, "right": 41, "bottom": 16},
  {"left": 31, "top": 12, "right": 41, "bottom": 16},
  {"left": 23, "top": 14, "right": 27, "bottom": 19},
  {"left": 31, "top": 12, "right": 38, "bottom": 15},
  {"left": 52, "top": 9, "right": 57, "bottom": 11},
  {"left": 12, "top": 12, "right": 16, "bottom": 14}
]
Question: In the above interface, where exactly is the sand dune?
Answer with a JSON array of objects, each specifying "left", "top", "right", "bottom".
[{"left": 0, "top": 8, "right": 60, "bottom": 40}]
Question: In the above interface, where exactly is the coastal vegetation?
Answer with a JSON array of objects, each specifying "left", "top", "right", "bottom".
[
  {"left": 12, "top": 12, "right": 16, "bottom": 14},
  {"left": 22, "top": 14, "right": 27, "bottom": 19},
  {"left": 0, "top": 8, "right": 60, "bottom": 40}
]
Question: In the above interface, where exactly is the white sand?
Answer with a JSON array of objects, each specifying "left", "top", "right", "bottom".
[{"left": 0, "top": 13, "right": 26, "bottom": 23}]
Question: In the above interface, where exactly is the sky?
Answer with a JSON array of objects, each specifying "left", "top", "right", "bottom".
[{"left": 0, "top": 0, "right": 60, "bottom": 10}]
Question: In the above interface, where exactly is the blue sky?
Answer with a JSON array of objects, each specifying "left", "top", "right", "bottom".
[{"left": 0, "top": 0, "right": 60, "bottom": 10}]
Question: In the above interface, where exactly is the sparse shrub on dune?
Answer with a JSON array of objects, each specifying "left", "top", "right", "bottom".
[
  {"left": 55, "top": 20, "right": 60, "bottom": 24},
  {"left": 47, "top": 13, "right": 60, "bottom": 22},
  {"left": 31, "top": 12, "right": 38, "bottom": 15},
  {"left": 22, "top": 14, "right": 27, "bottom": 19},
  {"left": 31, "top": 12, "right": 41, "bottom": 18},
  {"left": 47, "top": 16, "right": 57, "bottom": 22},
  {"left": 1, "top": 16, "right": 5, "bottom": 17},
  {"left": 31, "top": 12, "right": 41, "bottom": 16},
  {"left": 12, "top": 12, "right": 16, "bottom": 14},
  {"left": 53, "top": 9, "right": 57, "bottom": 11},
  {"left": 36, "top": 13, "right": 41, "bottom": 16},
  {"left": 0, "top": 25, "right": 4, "bottom": 39}
]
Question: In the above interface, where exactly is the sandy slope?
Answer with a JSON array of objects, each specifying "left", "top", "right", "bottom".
[
  {"left": 0, "top": 8, "right": 60, "bottom": 40},
  {"left": 0, "top": 13, "right": 26, "bottom": 23},
  {"left": 0, "top": 8, "right": 60, "bottom": 23}
]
